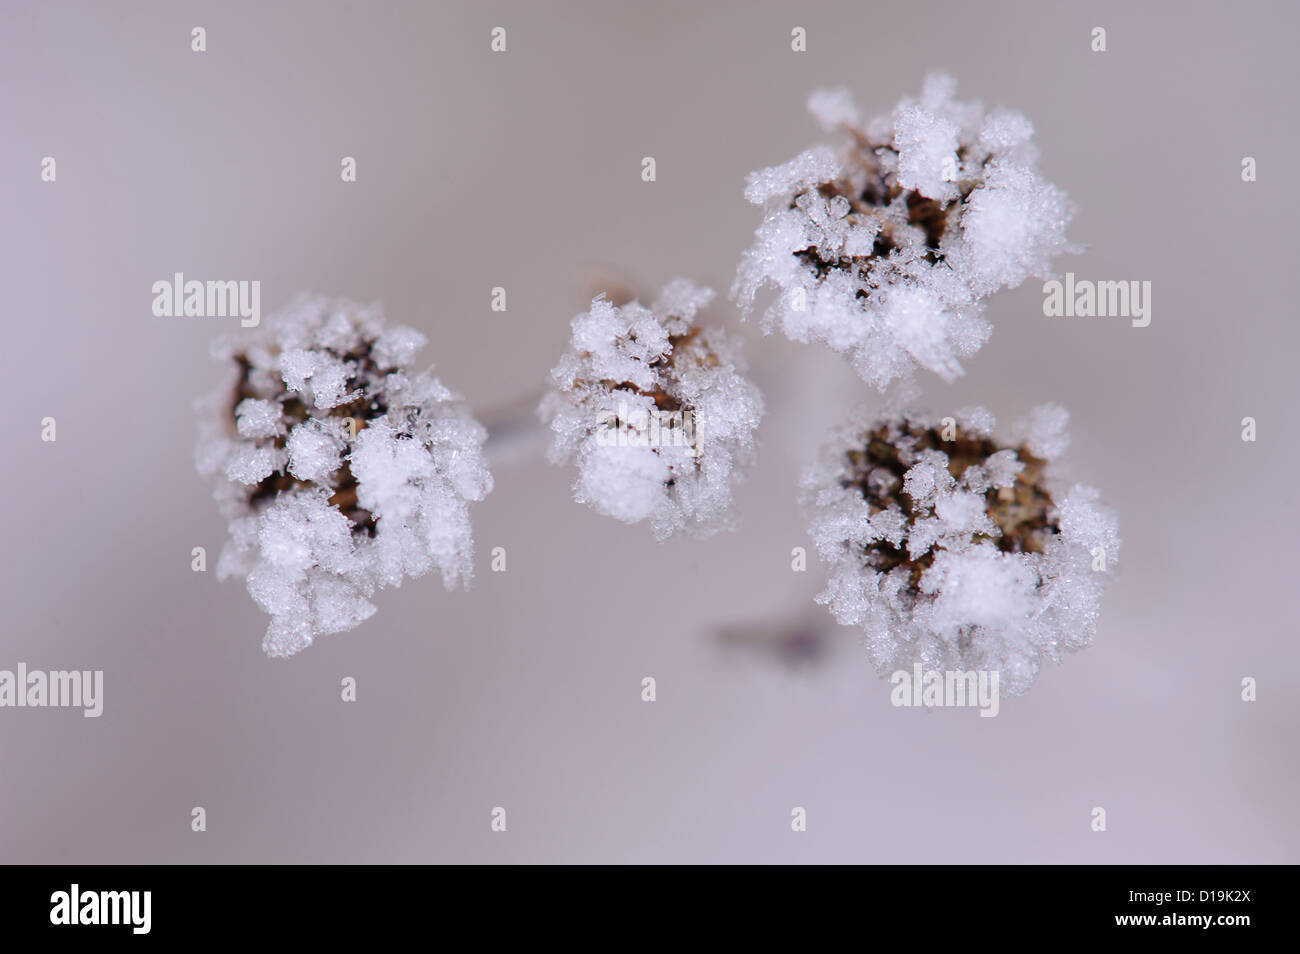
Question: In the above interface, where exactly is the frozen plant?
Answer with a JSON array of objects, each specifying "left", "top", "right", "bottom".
[
  {"left": 732, "top": 73, "right": 1076, "bottom": 390},
  {"left": 540, "top": 279, "right": 764, "bottom": 540},
  {"left": 196, "top": 295, "right": 493, "bottom": 657},
  {"left": 802, "top": 405, "right": 1118, "bottom": 695}
]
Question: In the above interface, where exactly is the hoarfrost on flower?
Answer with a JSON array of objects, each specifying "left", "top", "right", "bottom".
[
  {"left": 540, "top": 279, "right": 764, "bottom": 540},
  {"left": 196, "top": 295, "right": 493, "bottom": 657},
  {"left": 802, "top": 404, "right": 1117, "bottom": 695},
  {"left": 732, "top": 73, "right": 1077, "bottom": 390}
]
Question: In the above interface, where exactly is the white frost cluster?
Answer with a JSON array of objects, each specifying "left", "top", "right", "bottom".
[
  {"left": 733, "top": 73, "right": 1076, "bottom": 390},
  {"left": 802, "top": 405, "right": 1118, "bottom": 695},
  {"left": 197, "top": 296, "right": 493, "bottom": 657},
  {"left": 540, "top": 279, "right": 764, "bottom": 540}
]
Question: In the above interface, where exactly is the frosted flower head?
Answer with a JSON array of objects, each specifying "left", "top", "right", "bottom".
[
  {"left": 540, "top": 279, "right": 764, "bottom": 540},
  {"left": 733, "top": 74, "right": 1076, "bottom": 390},
  {"left": 196, "top": 295, "right": 493, "bottom": 657},
  {"left": 802, "top": 404, "right": 1118, "bottom": 695}
]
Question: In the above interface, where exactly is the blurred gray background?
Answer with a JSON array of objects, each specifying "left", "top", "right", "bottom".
[{"left": 1, "top": 0, "right": 1296, "bottom": 863}]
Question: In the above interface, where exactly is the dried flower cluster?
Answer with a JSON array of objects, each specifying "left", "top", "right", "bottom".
[
  {"left": 732, "top": 73, "right": 1076, "bottom": 390},
  {"left": 197, "top": 296, "right": 492, "bottom": 657},
  {"left": 195, "top": 74, "right": 1117, "bottom": 693},
  {"left": 802, "top": 405, "right": 1118, "bottom": 694},
  {"left": 540, "top": 279, "right": 764, "bottom": 540}
]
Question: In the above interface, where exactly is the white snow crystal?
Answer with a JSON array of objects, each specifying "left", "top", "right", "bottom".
[
  {"left": 807, "top": 87, "right": 861, "bottom": 132},
  {"left": 197, "top": 295, "right": 493, "bottom": 657},
  {"left": 372, "top": 325, "right": 428, "bottom": 371},
  {"left": 285, "top": 417, "right": 345, "bottom": 482},
  {"left": 733, "top": 73, "right": 1077, "bottom": 391},
  {"left": 235, "top": 398, "right": 282, "bottom": 439},
  {"left": 225, "top": 443, "right": 280, "bottom": 485},
  {"left": 802, "top": 405, "right": 1118, "bottom": 695},
  {"left": 1016, "top": 402, "right": 1071, "bottom": 459},
  {"left": 279, "top": 348, "right": 358, "bottom": 410},
  {"left": 540, "top": 279, "right": 764, "bottom": 540},
  {"left": 893, "top": 103, "right": 960, "bottom": 202}
]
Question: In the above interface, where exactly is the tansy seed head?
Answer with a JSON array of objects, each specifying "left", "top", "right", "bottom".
[
  {"left": 540, "top": 279, "right": 764, "bottom": 540},
  {"left": 732, "top": 74, "right": 1076, "bottom": 391},
  {"left": 196, "top": 295, "right": 492, "bottom": 657},
  {"left": 802, "top": 404, "right": 1118, "bottom": 695}
]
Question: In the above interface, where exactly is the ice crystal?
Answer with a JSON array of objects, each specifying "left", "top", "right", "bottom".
[
  {"left": 196, "top": 295, "right": 493, "bottom": 657},
  {"left": 802, "top": 405, "right": 1118, "bottom": 695},
  {"left": 733, "top": 73, "right": 1076, "bottom": 390},
  {"left": 540, "top": 279, "right": 764, "bottom": 540}
]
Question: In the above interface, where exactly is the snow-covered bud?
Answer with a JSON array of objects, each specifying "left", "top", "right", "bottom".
[
  {"left": 540, "top": 279, "right": 764, "bottom": 540},
  {"left": 196, "top": 295, "right": 493, "bottom": 657},
  {"left": 733, "top": 74, "right": 1076, "bottom": 390},
  {"left": 802, "top": 405, "right": 1118, "bottom": 695}
]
